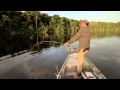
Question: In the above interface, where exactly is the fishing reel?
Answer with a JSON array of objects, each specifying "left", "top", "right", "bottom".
[{"left": 66, "top": 45, "right": 78, "bottom": 52}]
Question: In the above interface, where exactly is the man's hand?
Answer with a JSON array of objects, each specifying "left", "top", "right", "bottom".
[
  {"left": 74, "top": 48, "right": 79, "bottom": 51},
  {"left": 64, "top": 42, "right": 69, "bottom": 46}
]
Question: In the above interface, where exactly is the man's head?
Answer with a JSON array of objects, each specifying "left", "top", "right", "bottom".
[{"left": 80, "top": 19, "right": 89, "bottom": 27}]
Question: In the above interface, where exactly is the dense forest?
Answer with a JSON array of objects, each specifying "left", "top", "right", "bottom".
[
  {"left": 0, "top": 11, "right": 120, "bottom": 37},
  {"left": 0, "top": 11, "right": 120, "bottom": 57},
  {"left": 0, "top": 11, "right": 79, "bottom": 37}
]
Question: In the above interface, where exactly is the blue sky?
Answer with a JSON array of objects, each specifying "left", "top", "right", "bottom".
[{"left": 40, "top": 11, "right": 120, "bottom": 23}]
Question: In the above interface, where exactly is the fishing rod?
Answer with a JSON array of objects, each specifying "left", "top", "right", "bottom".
[
  {"left": 29, "top": 41, "right": 63, "bottom": 51},
  {"left": 29, "top": 41, "right": 79, "bottom": 52}
]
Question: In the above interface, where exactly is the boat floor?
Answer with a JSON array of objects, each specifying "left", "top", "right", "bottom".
[
  {"left": 61, "top": 75, "right": 83, "bottom": 79},
  {"left": 57, "top": 53, "right": 106, "bottom": 79},
  {"left": 61, "top": 75, "right": 74, "bottom": 79}
]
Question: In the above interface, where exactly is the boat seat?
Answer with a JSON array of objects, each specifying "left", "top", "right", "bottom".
[
  {"left": 82, "top": 64, "right": 92, "bottom": 71},
  {"left": 65, "top": 65, "right": 77, "bottom": 75}
]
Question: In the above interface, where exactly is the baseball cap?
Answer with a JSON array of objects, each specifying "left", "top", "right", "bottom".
[{"left": 82, "top": 19, "right": 89, "bottom": 24}]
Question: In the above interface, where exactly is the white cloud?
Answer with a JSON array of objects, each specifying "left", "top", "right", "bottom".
[{"left": 107, "top": 11, "right": 120, "bottom": 14}]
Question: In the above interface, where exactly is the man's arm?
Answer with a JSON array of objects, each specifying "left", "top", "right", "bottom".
[{"left": 67, "top": 29, "right": 83, "bottom": 44}]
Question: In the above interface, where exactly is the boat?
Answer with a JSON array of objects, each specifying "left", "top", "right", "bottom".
[{"left": 55, "top": 53, "right": 107, "bottom": 79}]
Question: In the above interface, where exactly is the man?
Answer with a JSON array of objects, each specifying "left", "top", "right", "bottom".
[{"left": 64, "top": 19, "right": 91, "bottom": 79}]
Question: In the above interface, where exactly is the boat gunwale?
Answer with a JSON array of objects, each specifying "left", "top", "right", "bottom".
[
  {"left": 84, "top": 57, "right": 107, "bottom": 79},
  {"left": 57, "top": 53, "right": 107, "bottom": 79}
]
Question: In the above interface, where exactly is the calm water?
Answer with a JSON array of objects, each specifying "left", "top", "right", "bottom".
[{"left": 0, "top": 34, "right": 120, "bottom": 79}]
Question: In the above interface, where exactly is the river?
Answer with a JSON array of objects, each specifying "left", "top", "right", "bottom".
[{"left": 0, "top": 34, "right": 120, "bottom": 79}]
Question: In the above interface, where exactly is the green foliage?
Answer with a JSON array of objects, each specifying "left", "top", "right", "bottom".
[
  {"left": 89, "top": 22, "right": 120, "bottom": 38},
  {"left": 0, "top": 11, "right": 120, "bottom": 38}
]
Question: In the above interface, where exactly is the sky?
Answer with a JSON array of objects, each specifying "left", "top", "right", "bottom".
[{"left": 40, "top": 11, "right": 120, "bottom": 23}]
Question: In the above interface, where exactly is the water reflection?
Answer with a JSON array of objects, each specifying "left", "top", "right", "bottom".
[
  {"left": 87, "top": 36, "right": 120, "bottom": 79},
  {"left": 0, "top": 31, "right": 120, "bottom": 79},
  {"left": 0, "top": 45, "right": 71, "bottom": 79}
]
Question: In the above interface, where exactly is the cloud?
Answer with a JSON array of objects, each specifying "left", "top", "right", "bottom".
[
  {"left": 40, "top": 11, "right": 120, "bottom": 23},
  {"left": 109, "top": 11, "right": 120, "bottom": 14},
  {"left": 105, "top": 11, "right": 120, "bottom": 15}
]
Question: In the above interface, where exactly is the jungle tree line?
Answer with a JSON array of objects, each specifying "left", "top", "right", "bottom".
[
  {"left": 1, "top": 11, "right": 120, "bottom": 57},
  {"left": 0, "top": 11, "right": 120, "bottom": 37}
]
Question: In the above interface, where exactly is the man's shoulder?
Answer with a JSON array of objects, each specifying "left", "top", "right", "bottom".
[
  {"left": 85, "top": 27, "right": 90, "bottom": 31},
  {"left": 79, "top": 28, "right": 84, "bottom": 30},
  {"left": 80, "top": 27, "right": 89, "bottom": 30}
]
